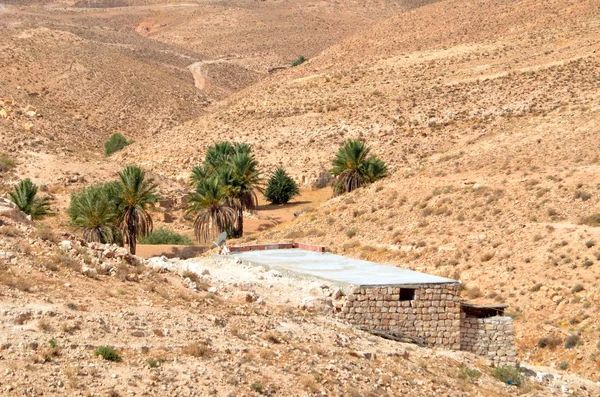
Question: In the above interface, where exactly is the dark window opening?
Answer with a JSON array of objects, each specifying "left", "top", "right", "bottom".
[{"left": 399, "top": 288, "right": 415, "bottom": 301}]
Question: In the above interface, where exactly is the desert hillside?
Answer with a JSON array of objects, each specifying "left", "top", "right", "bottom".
[
  {"left": 1, "top": 0, "right": 600, "bottom": 394},
  {"left": 122, "top": 0, "right": 600, "bottom": 380}
]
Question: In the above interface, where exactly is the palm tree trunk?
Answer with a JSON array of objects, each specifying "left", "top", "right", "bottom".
[
  {"left": 128, "top": 209, "right": 137, "bottom": 255},
  {"left": 235, "top": 205, "right": 244, "bottom": 238}
]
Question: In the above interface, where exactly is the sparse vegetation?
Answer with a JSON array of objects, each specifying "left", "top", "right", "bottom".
[
  {"left": 139, "top": 228, "right": 193, "bottom": 245},
  {"left": 537, "top": 336, "right": 561, "bottom": 349},
  {"left": 291, "top": 55, "right": 307, "bottom": 67},
  {"left": 147, "top": 357, "right": 166, "bottom": 368},
  {"left": 250, "top": 382, "right": 264, "bottom": 393},
  {"left": 94, "top": 346, "right": 121, "bottom": 362},
  {"left": 564, "top": 334, "right": 581, "bottom": 349},
  {"left": 182, "top": 342, "right": 211, "bottom": 358},
  {"left": 264, "top": 167, "right": 299, "bottom": 205},
  {"left": 492, "top": 366, "right": 523, "bottom": 386},
  {"left": 558, "top": 361, "right": 569, "bottom": 370},
  {"left": 105, "top": 133, "right": 133, "bottom": 156},
  {"left": 0, "top": 154, "right": 16, "bottom": 173},
  {"left": 459, "top": 365, "right": 481, "bottom": 381},
  {"left": 580, "top": 213, "right": 600, "bottom": 226}
]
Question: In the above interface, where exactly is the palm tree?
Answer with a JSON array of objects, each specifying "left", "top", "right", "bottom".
[
  {"left": 115, "top": 166, "right": 158, "bottom": 255},
  {"left": 190, "top": 142, "right": 262, "bottom": 238},
  {"left": 222, "top": 148, "right": 262, "bottom": 237},
  {"left": 186, "top": 178, "right": 237, "bottom": 242},
  {"left": 330, "top": 139, "right": 388, "bottom": 196},
  {"left": 9, "top": 178, "right": 52, "bottom": 219},
  {"left": 68, "top": 183, "right": 120, "bottom": 244},
  {"left": 204, "top": 141, "right": 235, "bottom": 175}
]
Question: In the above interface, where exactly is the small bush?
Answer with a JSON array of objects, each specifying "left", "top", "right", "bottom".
[
  {"left": 104, "top": 133, "right": 132, "bottom": 156},
  {"left": 250, "top": 383, "right": 264, "bottom": 393},
  {"left": 182, "top": 342, "right": 210, "bottom": 358},
  {"left": 580, "top": 213, "right": 600, "bottom": 226},
  {"left": 264, "top": 167, "right": 299, "bottom": 205},
  {"left": 94, "top": 346, "right": 121, "bottom": 362},
  {"left": 138, "top": 228, "right": 193, "bottom": 245},
  {"left": 466, "top": 286, "right": 483, "bottom": 299},
  {"left": 33, "top": 223, "right": 58, "bottom": 243},
  {"left": 571, "top": 284, "right": 584, "bottom": 293},
  {"left": 574, "top": 190, "right": 592, "bottom": 201},
  {"left": 564, "top": 334, "right": 581, "bottom": 349},
  {"left": 346, "top": 229, "right": 356, "bottom": 238},
  {"left": 291, "top": 56, "right": 307, "bottom": 67},
  {"left": 492, "top": 366, "right": 523, "bottom": 386},
  {"left": 0, "top": 154, "right": 16, "bottom": 173},
  {"left": 558, "top": 361, "right": 569, "bottom": 370},
  {"left": 147, "top": 357, "right": 166, "bottom": 368},
  {"left": 0, "top": 226, "right": 21, "bottom": 237},
  {"left": 537, "top": 336, "right": 561, "bottom": 349},
  {"left": 459, "top": 365, "right": 481, "bottom": 381}
]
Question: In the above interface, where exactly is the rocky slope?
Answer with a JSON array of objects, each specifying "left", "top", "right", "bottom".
[
  {"left": 1, "top": 206, "right": 598, "bottom": 395},
  {"left": 121, "top": 0, "right": 600, "bottom": 380}
]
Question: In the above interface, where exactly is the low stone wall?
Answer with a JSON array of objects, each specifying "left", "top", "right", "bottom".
[
  {"left": 229, "top": 242, "right": 325, "bottom": 253},
  {"left": 340, "top": 284, "right": 461, "bottom": 350},
  {"left": 460, "top": 315, "right": 517, "bottom": 366}
]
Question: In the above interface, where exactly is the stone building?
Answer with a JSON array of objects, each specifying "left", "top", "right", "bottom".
[{"left": 230, "top": 244, "right": 517, "bottom": 366}]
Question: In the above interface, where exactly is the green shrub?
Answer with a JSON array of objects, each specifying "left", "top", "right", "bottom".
[
  {"left": 138, "top": 228, "right": 193, "bottom": 245},
  {"left": 104, "top": 133, "right": 132, "bottom": 156},
  {"left": 558, "top": 361, "right": 569, "bottom": 370},
  {"left": 250, "top": 382, "right": 264, "bottom": 393},
  {"left": 346, "top": 229, "right": 356, "bottom": 238},
  {"left": 94, "top": 346, "right": 121, "bottom": 362},
  {"left": 291, "top": 56, "right": 307, "bottom": 67},
  {"left": 264, "top": 167, "right": 299, "bottom": 205},
  {"left": 492, "top": 365, "right": 523, "bottom": 386},
  {"left": 147, "top": 357, "right": 166, "bottom": 368},
  {"left": 459, "top": 365, "right": 481, "bottom": 381}
]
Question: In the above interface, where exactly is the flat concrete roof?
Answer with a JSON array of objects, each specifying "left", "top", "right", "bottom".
[{"left": 231, "top": 249, "right": 458, "bottom": 287}]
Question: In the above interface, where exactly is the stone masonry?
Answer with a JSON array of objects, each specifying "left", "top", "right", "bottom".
[
  {"left": 340, "top": 284, "right": 462, "bottom": 350},
  {"left": 460, "top": 315, "right": 517, "bottom": 366}
]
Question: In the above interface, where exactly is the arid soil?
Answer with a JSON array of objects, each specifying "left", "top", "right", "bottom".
[{"left": 1, "top": 0, "right": 600, "bottom": 394}]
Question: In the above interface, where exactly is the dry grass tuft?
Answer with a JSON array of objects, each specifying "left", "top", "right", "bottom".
[{"left": 182, "top": 342, "right": 211, "bottom": 358}]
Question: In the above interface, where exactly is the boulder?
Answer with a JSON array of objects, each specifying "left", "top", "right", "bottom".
[
  {"left": 0, "top": 198, "right": 32, "bottom": 225},
  {"left": 300, "top": 297, "right": 334, "bottom": 314},
  {"left": 231, "top": 291, "right": 254, "bottom": 304}
]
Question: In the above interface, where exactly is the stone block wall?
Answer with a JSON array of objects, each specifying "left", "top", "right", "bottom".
[
  {"left": 340, "top": 284, "right": 461, "bottom": 350},
  {"left": 460, "top": 315, "right": 517, "bottom": 366}
]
